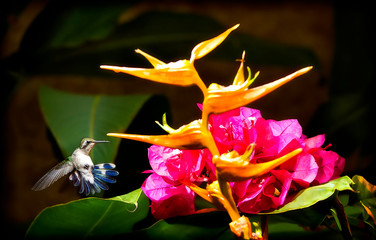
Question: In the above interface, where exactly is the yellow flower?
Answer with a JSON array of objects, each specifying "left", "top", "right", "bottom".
[
  {"left": 107, "top": 119, "right": 210, "bottom": 150},
  {"left": 203, "top": 66, "right": 312, "bottom": 116},
  {"left": 100, "top": 24, "right": 240, "bottom": 96},
  {"left": 214, "top": 145, "right": 303, "bottom": 182},
  {"left": 100, "top": 55, "right": 203, "bottom": 89},
  {"left": 190, "top": 24, "right": 239, "bottom": 62}
]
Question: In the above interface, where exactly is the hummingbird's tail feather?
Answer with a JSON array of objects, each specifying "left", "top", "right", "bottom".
[
  {"left": 69, "top": 171, "right": 81, "bottom": 187},
  {"left": 69, "top": 163, "right": 119, "bottom": 196},
  {"left": 94, "top": 163, "right": 116, "bottom": 169},
  {"left": 94, "top": 178, "right": 109, "bottom": 191},
  {"left": 93, "top": 163, "right": 119, "bottom": 184},
  {"left": 94, "top": 173, "right": 117, "bottom": 183}
]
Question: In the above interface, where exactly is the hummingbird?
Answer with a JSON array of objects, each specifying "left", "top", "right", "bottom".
[{"left": 32, "top": 137, "right": 119, "bottom": 196}]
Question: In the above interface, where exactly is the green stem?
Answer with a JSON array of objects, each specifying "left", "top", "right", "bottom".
[{"left": 333, "top": 193, "right": 352, "bottom": 240}]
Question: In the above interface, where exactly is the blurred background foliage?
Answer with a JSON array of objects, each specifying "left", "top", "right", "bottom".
[{"left": 1, "top": 0, "right": 374, "bottom": 238}]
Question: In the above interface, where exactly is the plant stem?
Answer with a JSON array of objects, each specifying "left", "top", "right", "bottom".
[
  {"left": 261, "top": 215, "right": 268, "bottom": 240},
  {"left": 333, "top": 193, "right": 352, "bottom": 240}
]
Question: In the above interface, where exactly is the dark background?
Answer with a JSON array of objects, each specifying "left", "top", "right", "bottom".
[{"left": 1, "top": 0, "right": 375, "bottom": 237}]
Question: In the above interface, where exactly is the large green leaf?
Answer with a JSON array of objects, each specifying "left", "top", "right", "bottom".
[
  {"left": 17, "top": 9, "right": 319, "bottom": 75},
  {"left": 25, "top": 188, "right": 149, "bottom": 238},
  {"left": 266, "top": 176, "right": 353, "bottom": 214},
  {"left": 21, "top": 2, "right": 131, "bottom": 50},
  {"left": 39, "top": 85, "right": 151, "bottom": 164},
  {"left": 124, "top": 211, "right": 232, "bottom": 240}
]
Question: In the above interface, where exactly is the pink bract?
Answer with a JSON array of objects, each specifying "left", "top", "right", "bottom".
[
  {"left": 141, "top": 173, "right": 195, "bottom": 219},
  {"left": 148, "top": 145, "right": 204, "bottom": 182}
]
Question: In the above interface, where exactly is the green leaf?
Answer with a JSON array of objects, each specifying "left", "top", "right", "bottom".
[
  {"left": 39, "top": 85, "right": 151, "bottom": 164},
  {"left": 350, "top": 175, "right": 376, "bottom": 229},
  {"left": 19, "top": 9, "right": 319, "bottom": 75},
  {"left": 352, "top": 175, "right": 376, "bottom": 200},
  {"left": 22, "top": 2, "right": 131, "bottom": 50},
  {"left": 124, "top": 211, "right": 231, "bottom": 240},
  {"left": 266, "top": 176, "right": 353, "bottom": 214},
  {"left": 26, "top": 189, "right": 149, "bottom": 238}
]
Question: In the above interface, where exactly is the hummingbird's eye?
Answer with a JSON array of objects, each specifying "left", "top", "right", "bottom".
[{"left": 83, "top": 164, "right": 90, "bottom": 170}]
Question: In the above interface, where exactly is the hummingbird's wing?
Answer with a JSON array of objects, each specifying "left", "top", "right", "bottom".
[{"left": 32, "top": 158, "right": 75, "bottom": 191}]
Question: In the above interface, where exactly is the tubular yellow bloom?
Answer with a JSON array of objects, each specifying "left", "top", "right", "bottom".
[
  {"left": 101, "top": 24, "right": 241, "bottom": 96},
  {"left": 206, "top": 181, "right": 241, "bottom": 221},
  {"left": 107, "top": 120, "right": 208, "bottom": 150},
  {"left": 203, "top": 66, "right": 312, "bottom": 116},
  {"left": 215, "top": 148, "right": 303, "bottom": 182},
  {"left": 100, "top": 59, "right": 202, "bottom": 88}
]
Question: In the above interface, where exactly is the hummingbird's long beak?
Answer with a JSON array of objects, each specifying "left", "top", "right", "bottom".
[{"left": 93, "top": 140, "right": 110, "bottom": 143}]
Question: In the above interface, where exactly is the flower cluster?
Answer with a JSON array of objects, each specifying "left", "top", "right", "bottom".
[
  {"left": 103, "top": 24, "right": 344, "bottom": 239},
  {"left": 141, "top": 107, "right": 344, "bottom": 218}
]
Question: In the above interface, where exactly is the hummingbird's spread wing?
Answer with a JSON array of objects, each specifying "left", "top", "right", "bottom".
[
  {"left": 69, "top": 163, "right": 119, "bottom": 196},
  {"left": 32, "top": 158, "right": 75, "bottom": 191}
]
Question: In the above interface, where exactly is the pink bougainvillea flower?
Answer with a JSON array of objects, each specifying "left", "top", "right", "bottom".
[
  {"left": 141, "top": 106, "right": 345, "bottom": 217},
  {"left": 141, "top": 173, "right": 195, "bottom": 219},
  {"left": 148, "top": 145, "right": 205, "bottom": 182},
  {"left": 304, "top": 135, "right": 345, "bottom": 185},
  {"left": 141, "top": 144, "right": 209, "bottom": 219},
  {"left": 204, "top": 107, "right": 345, "bottom": 214}
]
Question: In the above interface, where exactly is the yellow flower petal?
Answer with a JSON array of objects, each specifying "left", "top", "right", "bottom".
[
  {"left": 107, "top": 120, "right": 207, "bottom": 150},
  {"left": 190, "top": 24, "right": 240, "bottom": 62},
  {"left": 203, "top": 66, "right": 312, "bottom": 115},
  {"left": 233, "top": 51, "right": 246, "bottom": 86},
  {"left": 100, "top": 61, "right": 200, "bottom": 86},
  {"left": 181, "top": 180, "right": 213, "bottom": 203},
  {"left": 135, "top": 49, "right": 165, "bottom": 67},
  {"left": 207, "top": 181, "right": 240, "bottom": 220},
  {"left": 216, "top": 148, "right": 303, "bottom": 182}
]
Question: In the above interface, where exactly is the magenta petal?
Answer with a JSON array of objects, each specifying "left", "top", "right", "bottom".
[
  {"left": 150, "top": 191, "right": 195, "bottom": 219},
  {"left": 141, "top": 173, "right": 195, "bottom": 219},
  {"left": 209, "top": 107, "right": 258, "bottom": 154},
  {"left": 304, "top": 134, "right": 325, "bottom": 150},
  {"left": 282, "top": 153, "right": 318, "bottom": 187},
  {"left": 268, "top": 119, "right": 302, "bottom": 138},
  {"left": 235, "top": 175, "right": 272, "bottom": 214},
  {"left": 239, "top": 107, "right": 262, "bottom": 119},
  {"left": 268, "top": 119, "right": 303, "bottom": 152},
  {"left": 148, "top": 145, "right": 204, "bottom": 182},
  {"left": 269, "top": 170, "right": 292, "bottom": 207},
  {"left": 148, "top": 145, "right": 177, "bottom": 179},
  {"left": 313, "top": 150, "right": 345, "bottom": 184},
  {"left": 141, "top": 173, "right": 175, "bottom": 201}
]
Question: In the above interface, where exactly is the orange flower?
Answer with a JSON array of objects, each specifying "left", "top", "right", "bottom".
[
  {"left": 203, "top": 66, "right": 312, "bottom": 116},
  {"left": 214, "top": 145, "right": 303, "bottom": 182},
  {"left": 107, "top": 119, "right": 209, "bottom": 150},
  {"left": 100, "top": 24, "right": 240, "bottom": 96}
]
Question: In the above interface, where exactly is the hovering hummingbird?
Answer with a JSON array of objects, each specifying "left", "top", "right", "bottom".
[{"left": 32, "top": 137, "right": 119, "bottom": 196}]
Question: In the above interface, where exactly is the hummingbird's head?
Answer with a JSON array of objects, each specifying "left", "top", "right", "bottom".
[{"left": 80, "top": 137, "right": 109, "bottom": 154}]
